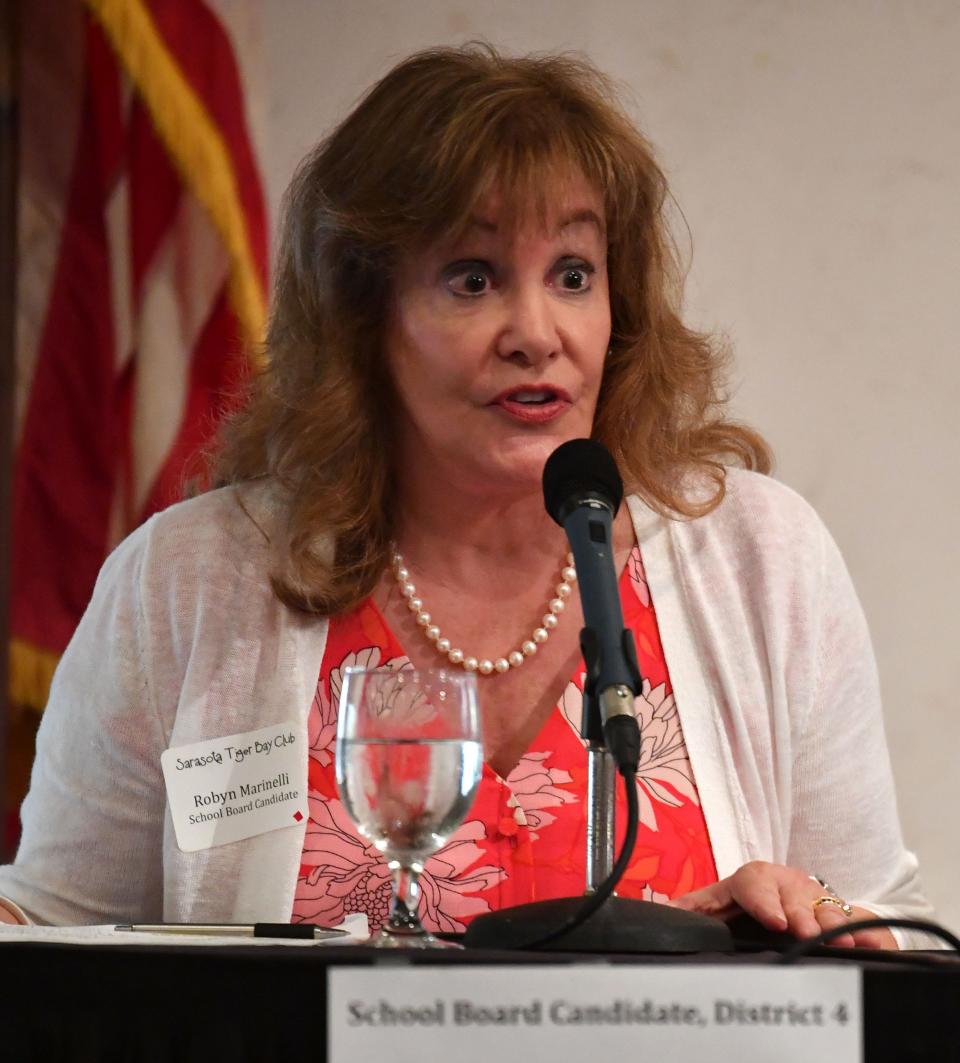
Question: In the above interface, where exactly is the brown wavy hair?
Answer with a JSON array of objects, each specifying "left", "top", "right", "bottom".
[{"left": 214, "top": 43, "right": 772, "bottom": 615}]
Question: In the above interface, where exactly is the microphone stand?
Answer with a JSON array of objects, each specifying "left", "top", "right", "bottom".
[
  {"left": 585, "top": 741, "right": 616, "bottom": 892},
  {"left": 463, "top": 628, "right": 734, "bottom": 954}
]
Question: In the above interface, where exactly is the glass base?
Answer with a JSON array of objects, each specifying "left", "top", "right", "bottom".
[
  {"left": 368, "top": 926, "right": 462, "bottom": 949},
  {"left": 367, "top": 862, "right": 463, "bottom": 947}
]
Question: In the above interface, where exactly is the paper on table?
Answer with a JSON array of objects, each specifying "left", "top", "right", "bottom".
[{"left": 0, "top": 912, "right": 369, "bottom": 946}]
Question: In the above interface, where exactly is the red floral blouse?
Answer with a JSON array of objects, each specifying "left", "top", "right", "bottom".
[{"left": 292, "top": 545, "right": 717, "bottom": 932}]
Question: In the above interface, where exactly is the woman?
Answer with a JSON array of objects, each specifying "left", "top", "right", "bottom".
[{"left": 0, "top": 45, "right": 938, "bottom": 948}]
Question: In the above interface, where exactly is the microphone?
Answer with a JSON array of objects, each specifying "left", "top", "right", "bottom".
[{"left": 542, "top": 439, "right": 641, "bottom": 775}]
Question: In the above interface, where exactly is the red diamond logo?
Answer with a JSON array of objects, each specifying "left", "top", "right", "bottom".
[{"left": 293, "top": 810, "right": 303, "bottom": 822}]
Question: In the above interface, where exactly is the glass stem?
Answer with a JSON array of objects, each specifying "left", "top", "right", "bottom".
[{"left": 384, "top": 860, "right": 426, "bottom": 936}]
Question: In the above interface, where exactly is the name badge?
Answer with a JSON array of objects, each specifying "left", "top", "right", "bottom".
[{"left": 161, "top": 723, "right": 307, "bottom": 852}]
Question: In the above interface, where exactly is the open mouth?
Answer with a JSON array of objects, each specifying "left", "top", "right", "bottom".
[
  {"left": 491, "top": 386, "right": 571, "bottom": 423},
  {"left": 510, "top": 389, "right": 557, "bottom": 405}
]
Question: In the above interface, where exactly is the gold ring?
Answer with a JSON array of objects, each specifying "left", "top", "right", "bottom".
[{"left": 812, "top": 895, "right": 853, "bottom": 917}]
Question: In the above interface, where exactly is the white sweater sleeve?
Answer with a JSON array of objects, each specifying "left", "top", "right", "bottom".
[
  {"left": 0, "top": 522, "right": 168, "bottom": 924},
  {"left": 787, "top": 517, "right": 942, "bottom": 949}
]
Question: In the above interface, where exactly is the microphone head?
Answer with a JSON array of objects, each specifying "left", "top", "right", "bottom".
[{"left": 542, "top": 438, "right": 624, "bottom": 526}]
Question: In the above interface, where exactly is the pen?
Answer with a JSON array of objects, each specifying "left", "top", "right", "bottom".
[{"left": 114, "top": 922, "right": 349, "bottom": 940}]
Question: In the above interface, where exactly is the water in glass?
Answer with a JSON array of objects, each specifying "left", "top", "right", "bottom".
[{"left": 335, "top": 668, "right": 482, "bottom": 947}]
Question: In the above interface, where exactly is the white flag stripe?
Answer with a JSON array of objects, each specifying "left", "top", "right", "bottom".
[
  {"left": 131, "top": 190, "right": 228, "bottom": 515},
  {"left": 106, "top": 82, "right": 135, "bottom": 373},
  {"left": 167, "top": 189, "right": 232, "bottom": 349},
  {"left": 106, "top": 173, "right": 134, "bottom": 373}
]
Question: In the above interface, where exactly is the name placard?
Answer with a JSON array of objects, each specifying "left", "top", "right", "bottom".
[{"left": 328, "top": 964, "right": 861, "bottom": 1062}]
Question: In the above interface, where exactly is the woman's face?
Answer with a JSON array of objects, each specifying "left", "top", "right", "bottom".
[{"left": 384, "top": 176, "right": 611, "bottom": 496}]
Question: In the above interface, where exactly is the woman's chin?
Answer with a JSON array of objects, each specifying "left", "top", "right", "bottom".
[
  {"left": 407, "top": 427, "right": 593, "bottom": 501},
  {"left": 507, "top": 427, "right": 589, "bottom": 464},
  {"left": 467, "top": 435, "right": 580, "bottom": 496}
]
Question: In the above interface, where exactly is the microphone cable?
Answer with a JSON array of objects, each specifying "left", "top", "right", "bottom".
[
  {"left": 778, "top": 917, "right": 960, "bottom": 963},
  {"left": 519, "top": 757, "right": 640, "bottom": 951}
]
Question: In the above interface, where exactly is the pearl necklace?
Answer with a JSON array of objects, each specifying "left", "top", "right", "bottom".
[{"left": 389, "top": 545, "right": 577, "bottom": 676}]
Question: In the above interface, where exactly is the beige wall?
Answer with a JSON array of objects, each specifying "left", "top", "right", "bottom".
[{"left": 255, "top": 0, "right": 960, "bottom": 933}]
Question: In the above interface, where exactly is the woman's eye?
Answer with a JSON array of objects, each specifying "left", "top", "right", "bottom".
[
  {"left": 445, "top": 264, "right": 493, "bottom": 296},
  {"left": 461, "top": 272, "right": 488, "bottom": 294},
  {"left": 555, "top": 261, "right": 594, "bottom": 292}
]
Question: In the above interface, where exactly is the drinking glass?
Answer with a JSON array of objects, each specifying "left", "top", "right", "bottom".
[{"left": 335, "top": 667, "right": 483, "bottom": 948}]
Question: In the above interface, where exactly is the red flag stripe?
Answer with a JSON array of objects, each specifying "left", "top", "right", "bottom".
[
  {"left": 14, "top": 0, "right": 88, "bottom": 445},
  {"left": 11, "top": 19, "right": 127, "bottom": 655},
  {"left": 127, "top": 95, "right": 183, "bottom": 312}
]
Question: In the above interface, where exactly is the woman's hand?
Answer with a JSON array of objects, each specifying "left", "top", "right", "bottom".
[{"left": 669, "top": 861, "right": 897, "bottom": 950}]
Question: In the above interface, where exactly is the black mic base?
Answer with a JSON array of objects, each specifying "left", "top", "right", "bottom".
[{"left": 463, "top": 896, "right": 734, "bottom": 954}]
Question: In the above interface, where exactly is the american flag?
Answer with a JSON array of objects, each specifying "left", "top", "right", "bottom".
[{"left": 10, "top": 0, "right": 268, "bottom": 712}]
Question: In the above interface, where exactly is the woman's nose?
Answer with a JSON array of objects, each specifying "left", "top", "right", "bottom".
[{"left": 496, "top": 285, "right": 560, "bottom": 366}]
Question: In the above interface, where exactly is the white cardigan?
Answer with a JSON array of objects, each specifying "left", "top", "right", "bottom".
[{"left": 0, "top": 470, "right": 940, "bottom": 947}]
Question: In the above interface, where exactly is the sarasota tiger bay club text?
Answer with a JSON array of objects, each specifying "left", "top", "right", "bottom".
[{"left": 173, "top": 731, "right": 298, "bottom": 825}]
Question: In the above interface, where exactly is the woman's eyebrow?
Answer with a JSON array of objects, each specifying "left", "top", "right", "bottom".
[
  {"left": 464, "top": 216, "right": 498, "bottom": 234},
  {"left": 464, "top": 209, "right": 604, "bottom": 236},
  {"left": 557, "top": 209, "right": 604, "bottom": 234}
]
